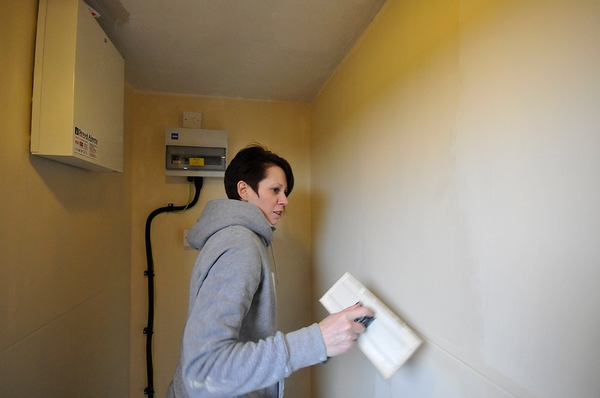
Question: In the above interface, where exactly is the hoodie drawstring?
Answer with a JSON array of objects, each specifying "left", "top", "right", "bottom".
[{"left": 270, "top": 244, "right": 280, "bottom": 286}]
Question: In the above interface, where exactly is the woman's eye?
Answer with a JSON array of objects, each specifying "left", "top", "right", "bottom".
[{"left": 272, "top": 188, "right": 280, "bottom": 194}]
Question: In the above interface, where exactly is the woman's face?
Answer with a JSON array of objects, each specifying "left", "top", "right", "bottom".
[{"left": 240, "top": 165, "right": 289, "bottom": 225}]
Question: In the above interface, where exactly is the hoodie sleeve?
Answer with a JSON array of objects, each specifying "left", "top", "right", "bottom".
[{"left": 180, "top": 227, "right": 326, "bottom": 398}]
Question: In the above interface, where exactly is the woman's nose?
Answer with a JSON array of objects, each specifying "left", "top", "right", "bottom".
[{"left": 279, "top": 193, "right": 289, "bottom": 206}]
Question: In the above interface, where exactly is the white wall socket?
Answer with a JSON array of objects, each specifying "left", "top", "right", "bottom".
[{"left": 183, "top": 112, "right": 202, "bottom": 128}]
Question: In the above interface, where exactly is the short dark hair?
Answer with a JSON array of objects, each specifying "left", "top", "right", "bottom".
[{"left": 224, "top": 144, "right": 294, "bottom": 200}]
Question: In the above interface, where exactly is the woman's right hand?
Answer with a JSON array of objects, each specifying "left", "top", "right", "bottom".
[{"left": 318, "top": 303, "right": 374, "bottom": 357}]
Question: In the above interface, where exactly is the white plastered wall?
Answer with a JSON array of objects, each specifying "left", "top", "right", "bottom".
[{"left": 310, "top": 0, "right": 600, "bottom": 397}]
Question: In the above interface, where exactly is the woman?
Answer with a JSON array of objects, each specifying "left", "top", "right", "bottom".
[{"left": 167, "top": 144, "right": 373, "bottom": 398}]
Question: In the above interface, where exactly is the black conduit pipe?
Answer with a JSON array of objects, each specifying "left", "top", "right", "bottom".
[{"left": 144, "top": 176, "right": 204, "bottom": 397}]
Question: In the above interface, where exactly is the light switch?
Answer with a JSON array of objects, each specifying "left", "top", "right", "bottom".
[{"left": 183, "top": 229, "right": 194, "bottom": 250}]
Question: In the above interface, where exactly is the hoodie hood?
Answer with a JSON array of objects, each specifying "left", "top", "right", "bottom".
[{"left": 187, "top": 199, "right": 274, "bottom": 251}]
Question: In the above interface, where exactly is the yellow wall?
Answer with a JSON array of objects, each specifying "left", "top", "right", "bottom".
[
  {"left": 127, "top": 91, "right": 312, "bottom": 397},
  {"left": 2, "top": 3, "right": 312, "bottom": 397},
  {"left": 0, "top": 1, "right": 132, "bottom": 396},
  {"left": 311, "top": 0, "right": 600, "bottom": 397}
]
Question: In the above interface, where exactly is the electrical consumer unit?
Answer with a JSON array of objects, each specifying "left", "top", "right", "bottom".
[
  {"left": 30, "top": 0, "right": 125, "bottom": 172},
  {"left": 165, "top": 127, "right": 228, "bottom": 177}
]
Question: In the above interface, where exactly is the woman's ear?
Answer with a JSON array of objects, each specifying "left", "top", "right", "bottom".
[{"left": 237, "top": 181, "right": 249, "bottom": 201}]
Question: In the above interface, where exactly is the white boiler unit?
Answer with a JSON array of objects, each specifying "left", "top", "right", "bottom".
[{"left": 31, "top": 0, "right": 125, "bottom": 172}]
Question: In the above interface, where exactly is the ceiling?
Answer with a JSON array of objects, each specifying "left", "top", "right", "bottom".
[{"left": 85, "top": 0, "right": 387, "bottom": 102}]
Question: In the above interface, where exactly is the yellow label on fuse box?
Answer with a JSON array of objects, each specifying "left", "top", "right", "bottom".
[{"left": 189, "top": 158, "right": 205, "bottom": 167}]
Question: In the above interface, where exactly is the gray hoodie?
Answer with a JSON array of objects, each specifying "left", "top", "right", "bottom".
[{"left": 167, "top": 199, "right": 327, "bottom": 398}]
